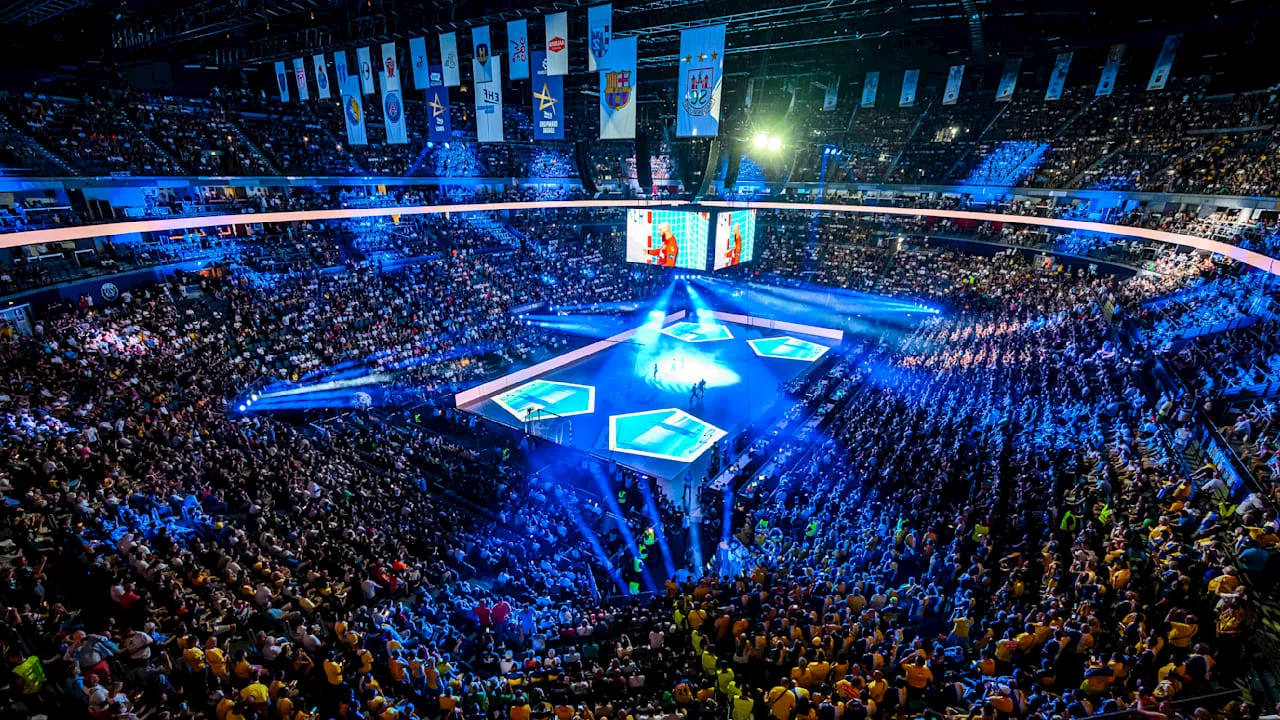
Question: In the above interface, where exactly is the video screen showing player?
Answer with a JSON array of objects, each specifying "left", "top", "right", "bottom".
[
  {"left": 713, "top": 209, "right": 757, "bottom": 269},
  {"left": 625, "top": 209, "right": 709, "bottom": 270}
]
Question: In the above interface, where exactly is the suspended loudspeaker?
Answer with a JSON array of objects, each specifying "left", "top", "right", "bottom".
[
  {"left": 722, "top": 138, "right": 745, "bottom": 193},
  {"left": 635, "top": 134, "right": 652, "bottom": 191},
  {"left": 575, "top": 140, "right": 599, "bottom": 196},
  {"left": 691, "top": 138, "right": 721, "bottom": 201}
]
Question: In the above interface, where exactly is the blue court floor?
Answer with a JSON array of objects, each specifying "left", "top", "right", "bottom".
[{"left": 460, "top": 320, "right": 837, "bottom": 482}]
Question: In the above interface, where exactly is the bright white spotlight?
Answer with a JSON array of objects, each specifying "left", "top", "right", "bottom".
[
  {"left": 752, "top": 132, "right": 769, "bottom": 149},
  {"left": 767, "top": 135, "right": 782, "bottom": 152},
  {"left": 238, "top": 404, "right": 246, "bottom": 412}
]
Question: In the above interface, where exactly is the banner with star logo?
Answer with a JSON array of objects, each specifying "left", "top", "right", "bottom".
[
  {"left": 426, "top": 71, "right": 451, "bottom": 142},
  {"left": 676, "top": 25, "right": 726, "bottom": 138},
  {"left": 600, "top": 35, "right": 636, "bottom": 140},
  {"left": 531, "top": 51, "right": 564, "bottom": 140}
]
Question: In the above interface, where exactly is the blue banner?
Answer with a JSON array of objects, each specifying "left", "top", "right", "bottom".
[
  {"left": 313, "top": 54, "right": 331, "bottom": 100},
  {"left": 676, "top": 24, "right": 726, "bottom": 138},
  {"left": 426, "top": 77, "right": 451, "bottom": 142},
  {"left": 1097, "top": 44, "right": 1125, "bottom": 97},
  {"left": 860, "top": 72, "right": 878, "bottom": 108},
  {"left": 472, "top": 26, "right": 494, "bottom": 84},
  {"left": 293, "top": 58, "right": 309, "bottom": 101},
  {"left": 588, "top": 4, "right": 613, "bottom": 72},
  {"left": 275, "top": 61, "right": 290, "bottom": 102},
  {"left": 531, "top": 51, "right": 564, "bottom": 140},
  {"left": 1045, "top": 52, "right": 1072, "bottom": 101},
  {"left": 508, "top": 19, "right": 529, "bottom": 80},
  {"left": 942, "top": 64, "right": 964, "bottom": 105},
  {"left": 600, "top": 36, "right": 636, "bottom": 140},
  {"left": 1148, "top": 34, "right": 1180, "bottom": 90},
  {"left": 899, "top": 69, "right": 919, "bottom": 107},
  {"left": 995, "top": 58, "right": 1020, "bottom": 102},
  {"left": 339, "top": 73, "right": 366, "bottom": 146},
  {"left": 409, "top": 37, "right": 429, "bottom": 90}
]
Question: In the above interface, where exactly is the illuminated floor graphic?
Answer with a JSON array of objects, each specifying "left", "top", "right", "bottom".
[
  {"left": 660, "top": 321, "right": 734, "bottom": 343},
  {"left": 747, "top": 335, "right": 831, "bottom": 362},
  {"left": 609, "top": 408, "right": 728, "bottom": 462},
  {"left": 492, "top": 379, "right": 596, "bottom": 421}
]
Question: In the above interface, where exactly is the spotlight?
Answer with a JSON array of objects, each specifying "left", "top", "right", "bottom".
[
  {"left": 427, "top": 141, "right": 434, "bottom": 149},
  {"left": 444, "top": 142, "right": 450, "bottom": 149},
  {"left": 250, "top": 393, "right": 259, "bottom": 401},
  {"left": 767, "top": 135, "right": 782, "bottom": 152},
  {"left": 752, "top": 132, "right": 769, "bottom": 150},
  {"left": 238, "top": 404, "right": 246, "bottom": 412}
]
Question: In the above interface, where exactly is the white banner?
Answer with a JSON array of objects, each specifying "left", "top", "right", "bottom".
[
  {"left": 381, "top": 42, "right": 407, "bottom": 144},
  {"left": 588, "top": 4, "right": 613, "bottom": 72},
  {"left": 676, "top": 24, "right": 726, "bottom": 137},
  {"left": 313, "top": 54, "right": 331, "bottom": 100},
  {"left": 274, "top": 61, "right": 290, "bottom": 102},
  {"left": 409, "top": 37, "right": 429, "bottom": 90},
  {"left": 943, "top": 64, "right": 964, "bottom": 105},
  {"left": 472, "top": 26, "right": 494, "bottom": 84},
  {"left": 899, "top": 69, "right": 919, "bottom": 107},
  {"left": 860, "top": 72, "right": 878, "bottom": 108},
  {"left": 600, "top": 35, "right": 636, "bottom": 139},
  {"left": 1148, "top": 34, "right": 1181, "bottom": 90},
  {"left": 545, "top": 12, "right": 568, "bottom": 76},
  {"left": 357, "top": 46, "right": 376, "bottom": 95},
  {"left": 439, "top": 32, "right": 461, "bottom": 87},
  {"left": 508, "top": 19, "right": 530, "bottom": 80},
  {"left": 1097, "top": 44, "right": 1125, "bottom": 97},
  {"left": 475, "top": 56, "right": 504, "bottom": 142},
  {"left": 293, "top": 58, "right": 309, "bottom": 101},
  {"left": 1045, "top": 52, "right": 1072, "bottom": 101},
  {"left": 824, "top": 77, "right": 840, "bottom": 111}
]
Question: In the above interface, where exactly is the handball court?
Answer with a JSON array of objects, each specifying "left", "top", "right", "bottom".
[{"left": 455, "top": 312, "right": 841, "bottom": 492}]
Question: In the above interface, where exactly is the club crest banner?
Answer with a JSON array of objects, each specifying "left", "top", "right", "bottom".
[
  {"left": 996, "top": 58, "right": 1020, "bottom": 102},
  {"left": 339, "top": 68, "right": 366, "bottom": 146},
  {"left": 676, "top": 24, "right": 726, "bottom": 137},
  {"left": 899, "top": 69, "right": 919, "bottom": 107},
  {"left": 860, "top": 72, "right": 878, "bottom": 108},
  {"left": 1045, "top": 52, "right": 1072, "bottom": 101},
  {"left": 357, "top": 47, "right": 376, "bottom": 95},
  {"left": 1148, "top": 34, "right": 1180, "bottom": 90},
  {"left": 293, "top": 58, "right": 309, "bottom": 101},
  {"left": 1097, "top": 44, "right": 1125, "bottom": 97},
  {"left": 440, "top": 32, "right": 461, "bottom": 87},
  {"left": 600, "top": 35, "right": 636, "bottom": 140},
  {"left": 472, "top": 26, "right": 494, "bottom": 84},
  {"left": 588, "top": 4, "right": 613, "bottom": 71},
  {"left": 275, "top": 61, "right": 290, "bottom": 102},
  {"left": 545, "top": 12, "right": 568, "bottom": 76},
  {"left": 409, "top": 37, "right": 429, "bottom": 90},
  {"left": 313, "top": 54, "right": 331, "bottom": 99},
  {"left": 943, "top": 64, "right": 964, "bottom": 105},
  {"left": 381, "top": 42, "right": 407, "bottom": 144}
]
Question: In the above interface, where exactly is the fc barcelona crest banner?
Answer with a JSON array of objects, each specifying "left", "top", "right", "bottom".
[
  {"left": 381, "top": 42, "right": 407, "bottom": 144},
  {"left": 409, "top": 37, "right": 429, "bottom": 90},
  {"left": 472, "top": 26, "right": 494, "bottom": 84},
  {"left": 293, "top": 58, "right": 310, "bottom": 101},
  {"left": 440, "top": 32, "right": 461, "bottom": 87},
  {"left": 1147, "top": 34, "right": 1180, "bottom": 90},
  {"left": 357, "top": 47, "right": 376, "bottom": 95},
  {"left": 860, "top": 72, "right": 878, "bottom": 108},
  {"left": 588, "top": 4, "right": 613, "bottom": 72},
  {"left": 545, "top": 12, "right": 569, "bottom": 76},
  {"left": 1097, "top": 44, "right": 1125, "bottom": 97},
  {"left": 676, "top": 24, "right": 726, "bottom": 138},
  {"left": 313, "top": 54, "right": 331, "bottom": 100},
  {"left": 996, "top": 58, "right": 1020, "bottom": 102},
  {"left": 600, "top": 35, "right": 636, "bottom": 139},
  {"left": 275, "top": 61, "right": 290, "bottom": 102},
  {"left": 474, "top": 56, "right": 504, "bottom": 143},
  {"left": 942, "top": 64, "right": 964, "bottom": 105},
  {"left": 508, "top": 20, "right": 530, "bottom": 80},
  {"left": 899, "top": 69, "right": 919, "bottom": 107},
  {"left": 339, "top": 73, "right": 367, "bottom": 146},
  {"left": 426, "top": 78, "right": 452, "bottom": 142},
  {"left": 1045, "top": 52, "right": 1072, "bottom": 101},
  {"left": 531, "top": 51, "right": 564, "bottom": 140}
]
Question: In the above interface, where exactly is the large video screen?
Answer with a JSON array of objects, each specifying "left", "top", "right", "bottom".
[
  {"left": 626, "top": 209, "right": 709, "bottom": 270},
  {"left": 713, "top": 210, "right": 757, "bottom": 270}
]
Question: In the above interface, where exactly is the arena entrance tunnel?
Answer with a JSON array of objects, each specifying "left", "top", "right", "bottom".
[{"left": 2, "top": 198, "right": 1277, "bottom": 275}]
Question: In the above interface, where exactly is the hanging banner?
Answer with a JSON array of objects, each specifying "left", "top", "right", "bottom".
[
  {"left": 942, "top": 64, "right": 964, "bottom": 105},
  {"left": 334, "top": 51, "right": 350, "bottom": 91},
  {"left": 474, "top": 56, "right": 504, "bottom": 142},
  {"left": 824, "top": 77, "right": 840, "bottom": 111},
  {"left": 427, "top": 77, "right": 451, "bottom": 142},
  {"left": 676, "top": 24, "right": 727, "bottom": 138},
  {"left": 1148, "top": 34, "right": 1181, "bottom": 90},
  {"left": 274, "top": 61, "right": 290, "bottom": 102},
  {"left": 995, "top": 58, "right": 1020, "bottom": 102},
  {"left": 508, "top": 19, "right": 530, "bottom": 80},
  {"left": 899, "top": 69, "right": 919, "bottom": 107},
  {"left": 531, "top": 51, "right": 564, "bottom": 140},
  {"left": 1045, "top": 52, "right": 1072, "bottom": 101},
  {"left": 588, "top": 4, "right": 613, "bottom": 72},
  {"left": 601, "top": 36, "right": 636, "bottom": 139},
  {"left": 339, "top": 70, "right": 366, "bottom": 146},
  {"left": 472, "top": 26, "right": 494, "bottom": 84},
  {"left": 409, "top": 37, "right": 429, "bottom": 90},
  {"left": 313, "top": 54, "right": 331, "bottom": 100},
  {"left": 439, "top": 32, "right": 461, "bottom": 87},
  {"left": 1097, "top": 43, "right": 1125, "bottom": 97},
  {"left": 293, "top": 58, "right": 310, "bottom": 101},
  {"left": 381, "top": 42, "right": 407, "bottom": 144},
  {"left": 545, "top": 12, "right": 569, "bottom": 76},
  {"left": 357, "top": 47, "right": 376, "bottom": 95},
  {"left": 745, "top": 78, "right": 755, "bottom": 109},
  {"left": 860, "top": 72, "right": 877, "bottom": 108}
]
